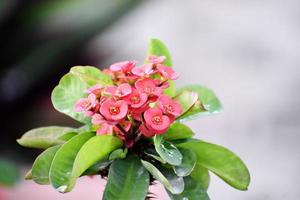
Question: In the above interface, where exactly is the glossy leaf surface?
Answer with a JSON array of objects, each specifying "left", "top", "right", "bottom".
[
  {"left": 167, "top": 176, "right": 210, "bottom": 200},
  {"left": 176, "top": 85, "right": 222, "bottom": 122},
  {"left": 177, "top": 139, "right": 250, "bottom": 190},
  {"left": 17, "top": 126, "right": 76, "bottom": 149},
  {"left": 32, "top": 145, "right": 61, "bottom": 184},
  {"left": 141, "top": 160, "right": 184, "bottom": 194},
  {"left": 51, "top": 66, "right": 113, "bottom": 123},
  {"left": 154, "top": 135, "right": 182, "bottom": 166},
  {"left": 173, "top": 148, "right": 197, "bottom": 177},
  {"left": 69, "top": 135, "right": 123, "bottom": 190},
  {"left": 103, "top": 155, "right": 149, "bottom": 200},
  {"left": 49, "top": 132, "right": 94, "bottom": 193},
  {"left": 163, "top": 122, "right": 194, "bottom": 140}
]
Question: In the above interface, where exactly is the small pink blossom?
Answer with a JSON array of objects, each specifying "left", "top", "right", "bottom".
[
  {"left": 74, "top": 93, "right": 98, "bottom": 116},
  {"left": 85, "top": 84, "right": 103, "bottom": 96},
  {"left": 157, "top": 64, "right": 179, "bottom": 80},
  {"left": 131, "top": 64, "right": 154, "bottom": 77},
  {"left": 104, "top": 83, "right": 132, "bottom": 98},
  {"left": 110, "top": 61, "right": 136, "bottom": 73},
  {"left": 158, "top": 95, "right": 182, "bottom": 117},
  {"left": 96, "top": 123, "right": 113, "bottom": 135},
  {"left": 123, "top": 88, "right": 148, "bottom": 108},
  {"left": 135, "top": 78, "right": 162, "bottom": 96},
  {"left": 91, "top": 113, "right": 105, "bottom": 125},
  {"left": 147, "top": 55, "right": 166, "bottom": 64},
  {"left": 100, "top": 99, "right": 128, "bottom": 121},
  {"left": 140, "top": 124, "right": 156, "bottom": 137},
  {"left": 144, "top": 107, "right": 170, "bottom": 134}
]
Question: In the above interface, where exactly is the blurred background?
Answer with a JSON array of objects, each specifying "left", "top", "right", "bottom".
[{"left": 0, "top": 0, "right": 299, "bottom": 199}]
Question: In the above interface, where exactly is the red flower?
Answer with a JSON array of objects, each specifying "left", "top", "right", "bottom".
[
  {"left": 144, "top": 107, "right": 170, "bottom": 134},
  {"left": 100, "top": 99, "right": 128, "bottom": 122},
  {"left": 135, "top": 78, "right": 162, "bottom": 97},
  {"left": 123, "top": 88, "right": 148, "bottom": 108},
  {"left": 158, "top": 95, "right": 182, "bottom": 117}
]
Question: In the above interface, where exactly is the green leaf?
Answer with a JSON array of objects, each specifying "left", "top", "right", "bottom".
[
  {"left": 0, "top": 160, "right": 20, "bottom": 186},
  {"left": 70, "top": 66, "right": 113, "bottom": 86},
  {"left": 103, "top": 155, "right": 149, "bottom": 200},
  {"left": 173, "top": 148, "right": 197, "bottom": 177},
  {"left": 109, "top": 148, "right": 128, "bottom": 160},
  {"left": 51, "top": 66, "right": 113, "bottom": 123},
  {"left": 144, "top": 149, "right": 166, "bottom": 164},
  {"left": 147, "top": 38, "right": 175, "bottom": 97},
  {"left": 174, "top": 90, "right": 198, "bottom": 115},
  {"left": 32, "top": 145, "right": 61, "bottom": 184},
  {"left": 177, "top": 139, "right": 250, "bottom": 190},
  {"left": 176, "top": 85, "right": 222, "bottom": 122},
  {"left": 190, "top": 163, "right": 210, "bottom": 190},
  {"left": 17, "top": 126, "right": 77, "bottom": 149},
  {"left": 49, "top": 132, "right": 94, "bottom": 193},
  {"left": 141, "top": 160, "right": 184, "bottom": 194},
  {"left": 163, "top": 122, "right": 194, "bottom": 140},
  {"left": 154, "top": 135, "right": 182, "bottom": 166},
  {"left": 167, "top": 176, "right": 210, "bottom": 200},
  {"left": 82, "top": 159, "right": 112, "bottom": 176},
  {"left": 147, "top": 38, "right": 173, "bottom": 66},
  {"left": 68, "top": 135, "right": 123, "bottom": 191}
]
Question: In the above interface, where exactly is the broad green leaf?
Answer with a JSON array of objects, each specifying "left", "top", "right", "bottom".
[
  {"left": 177, "top": 139, "right": 250, "bottom": 190},
  {"left": 167, "top": 176, "right": 210, "bottom": 200},
  {"left": 82, "top": 159, "right": 112, "bottom": 176},
  {"left": 103, "top": 155, "right": 149, "bottom": 200},
  {"left": 173, "top": 148, "right": 197, "bottom": 177},
  {"left": 68, "top": 135, "right": 123, "bottom": 191},
  {"left": 32, "top": 145, "right": 61, "bottom": 184},
  {"left": 0, "top": 160, "right": 20, "bottom": 186},
  {"left": 163, "top": 122, "right": 194, "bottom": 140},
  {"left": 154, "top": 135, "right": 182, "bottom": 166},
  {"left": 17, "top": 126, "right": 77, "bottom": 149},
  {"left": 176, "top": 85, "right": 222, "bottom": 122},
  {"left": 49, "top": 132, "right": 94, "bottom": 193},
  {"left": 144, "top": 150, "right": 166, "bottom": 164},
  {"left": 147, "top": 38, "right": 175, "bottom": 97},
  {"left": 70, "top": 66, "right": 113, "bottom": 86},
  {"left": 51, "top": 66, "right": 113, "bottom": 123},
  {"left": 174, "top": 90, "right": 198, "bottom": 115},
  {"left": 109, "top": 148, "right": 128, "bottom": 160},
  {"left": 141, "top": 160, "right": 184, "bottom": 194},
  {"left": 190, "top": 163, "right": 210, "bottom": 190}
]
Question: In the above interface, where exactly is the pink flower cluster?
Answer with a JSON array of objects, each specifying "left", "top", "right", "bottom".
[{"left": 74, "top": 55, "right": 182, "bottom": 147}]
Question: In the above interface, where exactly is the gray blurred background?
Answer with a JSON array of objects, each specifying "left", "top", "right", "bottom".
[{"left": 1, "top": 0, "right": 299, "bottom": 199}]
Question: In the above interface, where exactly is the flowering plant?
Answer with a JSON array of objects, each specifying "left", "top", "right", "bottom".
[{"left": 17, "top": 39, "right": 250, "bottom": 200}]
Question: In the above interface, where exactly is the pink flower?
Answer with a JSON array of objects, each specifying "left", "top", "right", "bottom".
[
  {"left": 91, "top": 113, "right": 106, "bottom": 125},
  {"left": 110, "top": 61, "right": 136, "bottom": 72},
  {"left": 100, "top": 99, "right": 128, "bottom": 121},
  {"left": 131, "top": 64, "right": 154, "bottom": 77},
  {"left": 123, "top": 88, "right": 148, "bottom": 108},
  {"left": 85, "top": 84, "right": 103, "bottom": 96},
  {"left": 104, "top": 83, "right": 132, "bottom": 98},
  {"left": 135, "top": 78, "right": 162, "bottom": 96},
  {"left": 157, "top": 64, "right": 179, "bottom": 80},
  {"left": 140, "top": 124, "right": 156, "bottom": 137},
  {"left": 74, "top": 93, "right": 98, "bottom": 116},
  {"left": 96, "top": 123, "right": 113, "bottom": 135},
  {"left": 147, "top": 55, "right": 166, "bottom": 64},
  {"left": 158, "top": 95, "right": 182, "bottom": 117},
  {"left": 144, "top": 107, "right": 170, "bottom": 134}
]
